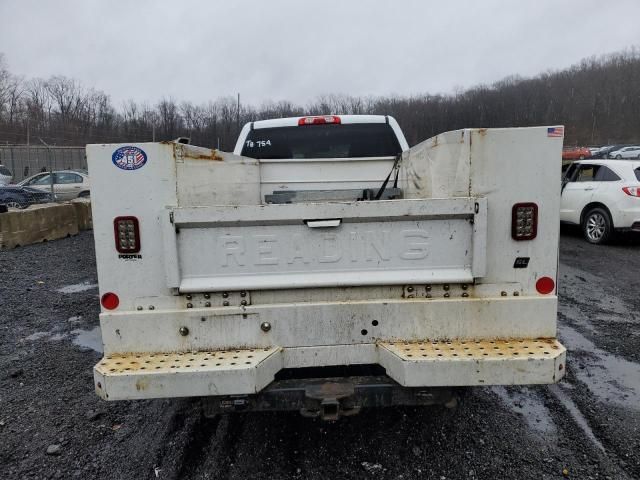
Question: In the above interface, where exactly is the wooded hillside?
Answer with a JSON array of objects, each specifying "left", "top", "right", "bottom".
[{"left": 0, "top": 48, "right": 638, "bottom": 150}]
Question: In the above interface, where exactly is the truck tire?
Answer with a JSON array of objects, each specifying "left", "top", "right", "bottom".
[{"left": 582, "top": 207, "right": 612, "bottom": 244}]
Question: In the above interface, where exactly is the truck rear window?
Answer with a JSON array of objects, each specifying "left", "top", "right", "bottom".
[{"left": 240, "top": 123, "right": 402, "bottom": 159}]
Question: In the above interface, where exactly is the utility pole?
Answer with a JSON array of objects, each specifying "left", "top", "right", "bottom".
[
  {"left": 26, "top": 114, "right": 30, "bottom": 178},
  {"left": 237, "top": 93, "right": 240, "bottom": 137},
  {"left": 9, "top": 145, "right": 15, "bottom": 182},
  {"left": 38, "top": 137, "right": 55, "bottom": 200}
]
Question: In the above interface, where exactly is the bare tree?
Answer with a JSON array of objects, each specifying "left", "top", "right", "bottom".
[{"left": 1, "top": 48, "right": 640, "bottom": 148}]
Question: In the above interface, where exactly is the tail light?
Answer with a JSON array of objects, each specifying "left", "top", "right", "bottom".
[
  {"left": 114, "top": 216, "right": 140, "bottom": 253},
  {"left": 511, "top": 203, "right": 538, "bottom": 240},
  {"left": 298, "top": 115, "right": 341, "bottom": 126},
  {"left": 622, "top": 186, "right": 640, "bottom": 197},
  {"left": 101, "top": 292, "right": 120, "bottom": 310},
  {"left": 536, "top": 277, "right": 555, "bottom": 294}
]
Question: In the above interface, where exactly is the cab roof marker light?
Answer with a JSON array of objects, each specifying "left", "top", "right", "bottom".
[{"left": 298, "top": 115, "right": 341, "bottom": 126}]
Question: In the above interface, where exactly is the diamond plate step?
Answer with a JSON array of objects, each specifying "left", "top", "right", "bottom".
[
  {"left": 378, "top": 338, "right": 566, "bottom": 387},
  {"left": 94, "top": 347, "right": 282, "bottom": 400}
]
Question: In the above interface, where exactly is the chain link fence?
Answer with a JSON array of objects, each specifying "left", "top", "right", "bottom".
[
  {"left": 0, "top": 145, "right": 86, "bottom": 183},
  {"left": 0, "top": 145, "right": 88, "bottom": 210}
]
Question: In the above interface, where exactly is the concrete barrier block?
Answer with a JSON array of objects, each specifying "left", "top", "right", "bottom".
[
  {"left": 0, "top": 204, "right": 79, "bottom": 249},
  {"left": 71, "top": 199, "right": 93, "bottom": 231}
]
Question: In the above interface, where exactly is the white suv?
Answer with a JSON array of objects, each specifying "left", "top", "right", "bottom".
[
  {"left": 561, "top": 160, "right": 640, "bottom": 243},
  {"left": 609, "top": 146, "right": 640, "bottom": 159}
]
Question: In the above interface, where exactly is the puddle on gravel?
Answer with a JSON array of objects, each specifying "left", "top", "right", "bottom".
[
  {"left": 70, "top": 327, "right": 103, "bottom": 353},
  {"left": 549, "top": 384, "right": 605, "bottom": 452},
  {"left": 559, "top": 324, "right": 640, "bottom": 410},
  {"left": 25, "top": 331, "right": 51, "bottom": 341},
  {"left": 56, "top": 282, "right": 98, "bottom": 294},
  {"left": 24, "top": 326, "right": 103, "bottom": 353},
  {"left": 492, "top": 386, "right": 557, "bottom": 436},
  {"left": 25, "top": 330, "right": 68, "bottom": 342}
]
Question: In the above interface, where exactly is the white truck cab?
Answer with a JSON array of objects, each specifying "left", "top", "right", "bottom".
[
  {"left": 234, "top": 114, "right": 409, "bottom": 156},
  {"left": 88, "top": 116, "right": 566, "bottom": 420}
]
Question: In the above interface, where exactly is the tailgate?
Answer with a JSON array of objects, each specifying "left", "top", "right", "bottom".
[{"left": 162, "top": 198, "right": 487, "bottom": 292}]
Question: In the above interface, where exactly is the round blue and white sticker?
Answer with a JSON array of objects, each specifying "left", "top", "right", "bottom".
[{"left": 112, "top": 146, "right": 147, "bottom": 171}]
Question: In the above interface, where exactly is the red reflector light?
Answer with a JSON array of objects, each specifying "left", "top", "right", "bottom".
[
  {"left": 622, "top": 186, "right": 640, "bottom": 197},
  {"left": 536, "top": 277, "right": 555, "bottom": 295},
  {"left": 114, "top": 216, "right": 140, "bottom": 253},
  {"left": 298, "top": 115, "right": 341, "bottom": 126},
  {"left": 511, "top": 203, "right": 538, "bottom": 240},
  {"left": 101, "top": 292, "right": 120, "bottom": 310}
]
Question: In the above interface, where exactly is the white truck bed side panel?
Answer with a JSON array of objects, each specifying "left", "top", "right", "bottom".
[
  {"left": 87, "top": 143, "right": 179, "bottom": 311},
  {"left": 469, "top": 127, "right": 562, "bottom": 292},
  {"left": 174, "top": 144, "right": 261, "bottom": 206},
  {"left": 400, "top": 126, "right": 563, "bottom": 295},
  {"left": 401, "top": 130, "right": 471, "bottom": 199}
]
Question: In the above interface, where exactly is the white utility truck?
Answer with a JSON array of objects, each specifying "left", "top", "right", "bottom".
[{"left": 88, "top": 115, "right": 566, "bottom": 420}]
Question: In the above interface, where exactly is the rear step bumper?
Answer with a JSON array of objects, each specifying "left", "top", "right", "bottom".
[
  {"left": 378, "top": 338, "right": 566, "bottom": 386},
  {"left": 94, "top": 339, "right": 566, "bottom": 401}
]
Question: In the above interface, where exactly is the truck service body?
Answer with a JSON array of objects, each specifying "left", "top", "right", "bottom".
[{"left": 88, "top": 115, "right": 566, "bottom": 419}]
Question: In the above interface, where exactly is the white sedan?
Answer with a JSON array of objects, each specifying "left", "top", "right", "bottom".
[
  {"left": 18, "top": 170, "right": 90, "bottom": 201},
  {"left": 608, "top": 146, "right": 640, "bottom": 159},
  {"left": 561, "top": 160, "right": 640, "bottom": 243}
]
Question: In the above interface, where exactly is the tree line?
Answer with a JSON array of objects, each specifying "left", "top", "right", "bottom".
[{"left": 0, "top": 48, "right": 638, "bottom": 150}]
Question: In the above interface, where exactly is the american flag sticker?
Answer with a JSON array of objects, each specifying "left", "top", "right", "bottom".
[
  {"left": 547, "top": 126, "right": 564, "bottom": 137},
  {"left": 112, "top": 146, "right": 148, "bottom": 171}
]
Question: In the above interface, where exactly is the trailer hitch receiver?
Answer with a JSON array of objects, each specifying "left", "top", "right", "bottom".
[{"left": 300, "top": 382, "right": 361, "bottom": 421}]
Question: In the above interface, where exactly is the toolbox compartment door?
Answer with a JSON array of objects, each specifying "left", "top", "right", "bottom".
[{"left": 162, "top": 198, "right": 487, "bottom": 292}]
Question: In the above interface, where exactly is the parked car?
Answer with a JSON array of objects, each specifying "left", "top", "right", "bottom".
[
  {"left": 18, "top": 170, "right": 90, "bottom": 200},
  {"left": 588, "top": 146, "right": 601, "bottom": 157},
  {"left": 561, "top": 160, "right": 640, "bottom": 243},
  {"left": 562, "top": 146, "right": 591, "bottom": 160},
  {"left": 608, "top": 145, "right": 640, "bottom": 159},
  {"left": 592, "top": 144, "right": 627, "bottom": 159},
  {"left": 0, "top": 185, "right": 54, "bottom": 209},
  {"left": 0, "top": 164, "right": 13, "bottom": 185}
]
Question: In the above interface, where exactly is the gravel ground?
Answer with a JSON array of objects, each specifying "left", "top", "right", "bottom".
[{"left": 1, "top": 228, "right": 639, "bottom": 480}]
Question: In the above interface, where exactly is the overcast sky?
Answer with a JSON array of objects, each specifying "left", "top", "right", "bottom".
[{"left": 1, "top": 0, "right": 639, "bottom": 108}]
